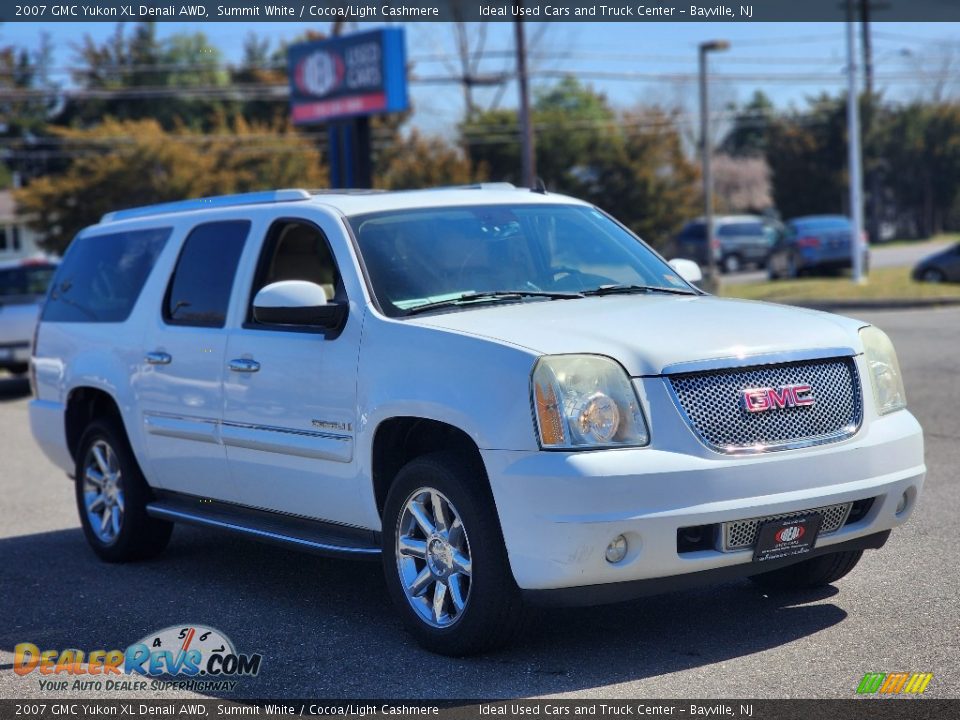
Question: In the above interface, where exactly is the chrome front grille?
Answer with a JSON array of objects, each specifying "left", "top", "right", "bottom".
[
  {"left": 667, "top": 357, "right": 862, "bottom": 453},
  {"left": 722, "top": 502, "right": 853, "bottom": 551}
]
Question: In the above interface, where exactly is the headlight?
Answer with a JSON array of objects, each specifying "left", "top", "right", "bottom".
[
  {"left": 532, "top": 355, "right": 649, "bottom": 449},
  {"left": 859, "top": 326, "right": 907, "bottom": 415}
]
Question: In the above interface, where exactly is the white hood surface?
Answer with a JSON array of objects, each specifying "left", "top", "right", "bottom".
[{"left": 410, "top": 295, "right": 865, "bottom": 377}]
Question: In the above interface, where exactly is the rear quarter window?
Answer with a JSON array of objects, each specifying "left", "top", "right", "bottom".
[{"left": 43, "top": 227, "right": 171, "bottom": 323}]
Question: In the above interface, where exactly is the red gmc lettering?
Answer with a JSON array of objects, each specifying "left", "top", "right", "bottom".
[{"left": 742, "top": 385, "right": 815, "bottom": 412}]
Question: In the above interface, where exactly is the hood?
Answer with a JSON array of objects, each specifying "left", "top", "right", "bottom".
[{"left": 410, "top": 295, "right": 865, "bottom": 376}]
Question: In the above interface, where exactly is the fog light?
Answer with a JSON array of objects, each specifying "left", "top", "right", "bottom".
[
  {"left": 605, "top": 535, "right": 628, "bottom": 563},
  {"left": 896, "top": 491, "right": 909, "bottom": 515}
]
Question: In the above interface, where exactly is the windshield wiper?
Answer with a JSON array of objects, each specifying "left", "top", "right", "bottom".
[
  {"left": 582, "top": 284, "right": 697, "bottom": 297},
  {"left": 406, "top": 290, "right": 584, "bottom": 316}
]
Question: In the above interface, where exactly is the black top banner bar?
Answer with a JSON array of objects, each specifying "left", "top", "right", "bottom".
[{"left": 2, "top": 0, "right": 960, "bottom": 23}]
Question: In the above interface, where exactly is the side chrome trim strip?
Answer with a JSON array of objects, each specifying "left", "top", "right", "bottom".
[
  {"left": 143, "top": 413, "right": 219, "bottom": 444},
  {"left": 220, "top": 421, "right": 352, "bottom": 463},
  {"left": 660, "top": 347, "right": 857, "bottom": 376},
  {"left": 146, "top": 505, "right": 380, "bottom": 556},
  {"left": 142, "top": 413, "right": 353, "bottom": 461}
]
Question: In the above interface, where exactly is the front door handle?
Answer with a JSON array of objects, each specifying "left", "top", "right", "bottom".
[
  {"left": 228, "top": 358, "right": 260, "bottom": 373},
  {"left": 145, "top": 351, "right": 172, "bottom": 365}
]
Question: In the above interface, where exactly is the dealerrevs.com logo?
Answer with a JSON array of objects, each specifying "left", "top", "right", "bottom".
[{"left": 14, "top": 625, "right": 262, "bottom": 693}]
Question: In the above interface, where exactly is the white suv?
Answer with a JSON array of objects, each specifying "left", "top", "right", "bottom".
[{"left": 29, "top": 187, "right": 924, "bottom": 655}]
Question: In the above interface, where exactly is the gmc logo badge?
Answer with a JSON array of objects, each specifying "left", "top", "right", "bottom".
[{"left": 742, "top": 384, "right": 815, "bottom": 413}]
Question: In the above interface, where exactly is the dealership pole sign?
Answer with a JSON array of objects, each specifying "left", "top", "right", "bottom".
[{"left": 288, "top": 29, "right": 408, "bottom": 125}]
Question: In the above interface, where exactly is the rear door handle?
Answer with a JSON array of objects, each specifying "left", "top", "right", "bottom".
[
  {"left": 145, "top": 351, "right": 172, "bottom": 365},
  {"left": 228, "top": 358, "right": 260, "bottom": 373}
]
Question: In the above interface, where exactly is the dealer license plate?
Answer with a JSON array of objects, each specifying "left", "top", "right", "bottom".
[{"left": 752, "top": 514, "right": 823, "bottom": 563}]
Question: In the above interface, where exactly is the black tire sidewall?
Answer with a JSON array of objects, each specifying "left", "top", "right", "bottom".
[
  {"left": 750, "top": 550, "right": 863, "bottom": 590},
  {"left": 381, "top": 452, "right": 521, "bottom": 656}
]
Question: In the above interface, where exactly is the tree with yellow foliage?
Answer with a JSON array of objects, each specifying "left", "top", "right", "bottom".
[{"left": 16, "top": 117, "right": 327, "bottom": 253}]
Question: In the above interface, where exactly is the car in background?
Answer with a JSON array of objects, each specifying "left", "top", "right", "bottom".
[
  {"left": 669, "top": 215, "right": 778, "bottom": 274},
  {"left": 912, "top": 243, "right": 960, "bottom": 283},
  {"left": 767, "top": 215, "right": 869, "bottom": 280},
  {"left": 0, "top": 256, "right": 57, "bottom": 376}
]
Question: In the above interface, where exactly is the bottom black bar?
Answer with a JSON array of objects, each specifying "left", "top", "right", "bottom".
[{"left": 0, "top": 698, "right": 951, "bottom": 720}]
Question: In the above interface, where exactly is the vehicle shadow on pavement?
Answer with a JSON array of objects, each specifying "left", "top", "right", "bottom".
[
  {"left": 0, "top": 377, "right": 30, "bottom": 402},
  {"left": 0, "top": 524, "right": 845, "bottom": 699}
]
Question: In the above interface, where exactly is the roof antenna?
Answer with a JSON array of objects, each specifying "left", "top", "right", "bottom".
[{"left": 532, "top": 177, "right": 547, "bottom": 194}]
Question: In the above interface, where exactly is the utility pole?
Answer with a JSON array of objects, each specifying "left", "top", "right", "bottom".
[
  {"left": 847, "top": 1, "right": 866, "bottom": 283},
  {"left": 698, "top": 40, "right": 729, "bottom": 290},
  {"left": 860, "top": 0, "right": 888, "bottom": 247},
  {"left": 514, "top": 1, "right": 536, "bottom": 188}
]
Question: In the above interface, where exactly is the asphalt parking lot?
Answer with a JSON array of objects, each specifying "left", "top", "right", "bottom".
[{"left": 1, "top": 307, "right": 958, "bottom": 700}]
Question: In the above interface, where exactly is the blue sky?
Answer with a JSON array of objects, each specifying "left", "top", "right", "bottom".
[{"left": 7, "top": 20, "right": 960, "bottom": 135}]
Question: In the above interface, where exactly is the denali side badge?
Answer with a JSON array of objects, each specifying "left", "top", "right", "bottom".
[{"left": 742, "top": 384, "right": 815, "bottom": 413}]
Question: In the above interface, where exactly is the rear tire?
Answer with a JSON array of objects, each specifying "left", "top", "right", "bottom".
[
  {"left": 749, "top": 550, "right": 863, "bottom": 590},
  {"left": 75, "top": 418, "right": 172, "bottom": 563},
  {"left": 786, "top": 254, "right": 800, "bottom": 279},
  {"left": 382, "top": 451, "right": 524, "bottom": 656},
  {"left": 722, "top": 254, "right": 742, "bottom": 274}
]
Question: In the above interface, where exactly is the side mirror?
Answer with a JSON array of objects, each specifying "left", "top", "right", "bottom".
[
  {"left": 668, "top": 258, "right": 703, "bottom": 285},
  {"left": 252, "top": 280, "right": 346, "bottom": 329}
]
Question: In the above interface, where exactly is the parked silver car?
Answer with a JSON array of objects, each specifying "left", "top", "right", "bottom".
[
  {"left": 0, "top": 257, "right": 57, "bottom": 376},
  {"left": 669, "top": 215, "right": 778, "bottom": 274}
]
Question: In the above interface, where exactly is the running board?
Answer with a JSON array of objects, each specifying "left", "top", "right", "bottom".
[{"left": 146, "top": 493, "right": 381, "bottom": 560}]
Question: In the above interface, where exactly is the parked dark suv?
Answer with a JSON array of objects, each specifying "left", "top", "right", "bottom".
[{"left": 669, "top": 215, "right": 777, "bottom": 274}]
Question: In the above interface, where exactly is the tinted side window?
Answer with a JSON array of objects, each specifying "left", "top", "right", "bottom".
[
  {"left": 0, "top": 264, "right": 56, "bottom": 300},
  {"left": 678, "top": 223, "right": 706, "bottom": 240},
  {"left": 246, "top": 220, "right": 343, "bottom": 327},
  {"left": 719, "top": 222, "right": 765, "bottom": 236},
  {"left": 43, "top": 228, "right": 170, "bottom": 323},
  {"left": 164, "top": 221, "right": 250, "bottom": 328}
]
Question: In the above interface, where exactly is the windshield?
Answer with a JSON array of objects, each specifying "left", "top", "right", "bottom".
[
  {"left": 0, "top": 263, "right": 57, "bottom": 303},
  {"left": 349, "top": 204, "right": 694, "bottom": 317}
]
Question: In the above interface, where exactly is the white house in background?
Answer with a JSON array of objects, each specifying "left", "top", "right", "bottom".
[{"left": 0, "top": 190, "right": 42, "bottom": 261}]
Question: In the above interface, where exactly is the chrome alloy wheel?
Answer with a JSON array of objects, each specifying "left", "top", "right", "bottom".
[
  {"left": 82, "top": 440, "right": 125, "bottom": 544},
  {"left": 396, "top": 487, "right": 472, "bottom": 628}
]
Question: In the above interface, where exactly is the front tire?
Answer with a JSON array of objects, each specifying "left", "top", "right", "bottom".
[
  {"left": 382, "top": 452, "right": 523, "bottom": 656},
  {"left": 749, "top": 550, "right": 863, "bottom": 591},
  {"left": 921, "top": 267, "right": 945, "bottom": 283},
  {"left": 75, "top": 418, "right": 172, "bottom": 562}
]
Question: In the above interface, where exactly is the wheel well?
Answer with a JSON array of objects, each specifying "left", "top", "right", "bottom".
[
  {"left": 372, "top": 418, "right": 483, "bottom": 517},
  {"left": 65, "top": 387, "right": 123, "bottom": 462}
]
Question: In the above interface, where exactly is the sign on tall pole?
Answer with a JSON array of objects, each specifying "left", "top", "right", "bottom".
[{"left": 288, "top": 29, "right": 409, "bottom": 188}]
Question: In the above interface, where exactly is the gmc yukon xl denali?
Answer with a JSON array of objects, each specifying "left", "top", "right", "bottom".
[{"left": 29, "top": 187, "right": 925, "bottom": 655}]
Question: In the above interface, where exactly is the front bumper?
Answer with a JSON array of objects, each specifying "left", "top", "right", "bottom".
[{"left": 482, "top": 408, "right": 924, "bottom": 597}]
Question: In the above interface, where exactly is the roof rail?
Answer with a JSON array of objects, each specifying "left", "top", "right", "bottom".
[
  {"left": 429, "top": 182, "right": 516, "bottom": 191},
  {"left": 100, "top": 189, "right": 312, "bottom": 223}
]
